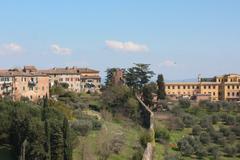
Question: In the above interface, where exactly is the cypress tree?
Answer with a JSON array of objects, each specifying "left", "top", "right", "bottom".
[
  {"left": 63, "top": 117, "right": 72, "bottom": 160},
  {"left": 157, "top": 74, "right": 166, "bottom": 100}
]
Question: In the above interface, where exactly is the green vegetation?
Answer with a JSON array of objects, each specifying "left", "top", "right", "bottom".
[{"left": 153, "top": 100, "right": 240, "bottom": 160}]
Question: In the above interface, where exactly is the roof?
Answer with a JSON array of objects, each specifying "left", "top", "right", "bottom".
[
  {"left": 40, "top": 67, "right": 99, "bottom": 75},
  {"left": 0, "top": 67, "right": 47, "bottom": 77}
]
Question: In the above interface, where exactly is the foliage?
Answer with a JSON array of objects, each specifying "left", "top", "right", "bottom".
[
  {"left": 156, "top": 74, "right": 166, "bottom": 100},
  {"left": 125, "top": 63, "right": 154, "bottom": 91},
  {"left": 155, "top": 127, "right": 170, "bottom": 143}
]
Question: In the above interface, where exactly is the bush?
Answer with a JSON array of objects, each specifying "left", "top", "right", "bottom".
[
  {"left": 182, "top": 114, "right": 195, "bottom": 128},
  {"left": 140, "top": 131, "right": 153, "bottom": 148},
  {"left": 177, "top": 138, "right": 194, "bottom": 156},
  {"left": 192, "top": 125, "right": 202, "bottom": 136},
  {"left": 92, "top": 119, "right": 102, "bottom": 130},
  {"left": 155, "top": 127, "right": 170, "bottom": 143},
  {"left": 208, "top": 146, "right": 220, "bottom": 160},
  {"left": 196, "top": 145, "right": 208, "bottom": 158},
  {"left": 71, "top": 120, "right": 93, "bottom": 136},
  {"left": 199, "top": 132, "right": 210, "bottom": 144},
  {"left": 211, "top": 114, "right": 220, "bottom": 124},
  {"left": 224, "top": 145, "right": 237, "bottom": 157},
  {"left": 178, "top": 99, "right": 191, "bottom": 109}
]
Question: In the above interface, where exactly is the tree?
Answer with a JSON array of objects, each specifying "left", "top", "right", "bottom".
[
  {"left": 156, "top": 74, "right": 166, "bottom": 100},
  {"left": 142, "top": 85, "right": 153, "bottom": 107},
  {"left": 179, "top": 99, "right": 191, "bottom": 109},
  {"left": 63, "top": 118, "right": 72, "bottom": 160},
  {"left": 125, "top": 63, "right": 154, "bottom": 91},
  {"left": 224, "top": 145, "right": 237, "bottom": 157},
  {"left": 105, "top": 68, "right": 117, "bottom": 86},
  {"left": 192, "top": 125, "right": 202, "bottom": 136},
  {"left": 177, "top": 138, "right": 194, "bottom": 156},
  {"left": 199, "top": 132, "right": 210, "bottom": 144},
  {"left": 50, "top": 122, "right": 64, "bottom": 160}
]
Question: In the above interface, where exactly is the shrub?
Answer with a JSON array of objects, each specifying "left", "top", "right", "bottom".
[
  {"left": 224, "top": 145, "right": 237, "bottom": 157},
  {"left": 110, "top": 134, "right": 125, "bottom": 154},
  {"left": 155, "top": 127, "right": 170, "bottom": 143},
  {"left": 178, "top": 99, "right": 191, "bottom": 109},
  {"left": 92, "top": 119, "right": 102, "bottom": 130},
  {"left": 196, "top": 145, "right": 208, "bottom": 158},
  {"left": 208, "top": 146, "right": 220, "bottom": 160},
  {"left": 192, "top": 125, "right": 202, "bottom": 136},
  {"left": 211, "top": 114, "right": 220, "bottom": 124},
  {"left": 177, "top": 138, "right": 194, "bottom": 156},
  {"left": 71, "top": 120, "right": 92, "bottom": 136},
  {"left": 182, "top": 114, "right": 195, "bottom": 127},
  {"left": 173, "top": 117, "right": 185, "bottom": 131},
  {"left": 199, "top": 132, "right": 210, "bottom": 144},
  {"left": 140, "top": 131, "right": 153, "bottom": 148}
]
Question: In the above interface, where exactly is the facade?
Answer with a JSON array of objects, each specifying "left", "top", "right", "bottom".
[
  {"left": 41, "top": 67, "right": 101, "bottom": 93},
  {"left": 165, "top": 74, "right": 240, "bottom": 101},
  {"left": 0, "top": 66, "right": 49, "bottom": 101}
]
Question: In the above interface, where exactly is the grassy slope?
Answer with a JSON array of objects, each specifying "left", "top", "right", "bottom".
[{"left": 73, "top": 111, "right": 145, "bottom": 160}]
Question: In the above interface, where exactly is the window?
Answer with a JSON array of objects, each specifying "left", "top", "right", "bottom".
[
  {"left": 232, "top": 92, "right": 235, "bottom": 96},
  {"left": 23, "top": 86, "right": 25, "bottom": 91},
  {"left": 188, "top": 86, "right": 190, "bottom": 89},
  {"left": 168, "top": 86, "right": 171, "bottom": 89},
  {"left": 208, "top": 86, "right": 211, "bottom": 89},
  {"left": 204, "top": 86, "right": 206, "bottom": 89},
  {"left": 213, "top": 92, "right": 216, "bottom": 96},
  {"left": 42, "top": 86, "right": 44, "bottom": 91},
  {"left": 228, "top": 92, "right": 230, "bottom": 96},
  {"left": 228, "top": 86, "right": 230, "bottom": 89},
  {"left": 178, "top": 86, "right": 180, "bottom": 89},
  {"left": 213, "top": 86, "right": 215, "bottom": 89},
  {"left": 30, "top": 95, "right": 32, "bottom": 99},
  {"left": 172, "top": 86, "right": 175, "bottom": 89},
  {"left": 183, "top": 86, "right": 186, "bottom": 89}
]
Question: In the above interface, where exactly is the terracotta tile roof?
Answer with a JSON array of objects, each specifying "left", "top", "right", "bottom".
[
  {"left": 40, "top": 67, "right": 99, "bottom": 75},
  {"left": 0, "top": 67, "right": 47, "bottom": 77}
]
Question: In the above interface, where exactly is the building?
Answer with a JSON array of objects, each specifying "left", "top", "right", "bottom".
[
  {"left": 165, "top": 74, "right": 240, "bottom": 101},
  {"left": 111, "top": 68, "right": 125, "bottom": 85},
  {"left": 0, "top": 66, "right": 49, "bottom": 101},
  {"left": 41, "top": 67, "right": 101, "bottom": 93}
]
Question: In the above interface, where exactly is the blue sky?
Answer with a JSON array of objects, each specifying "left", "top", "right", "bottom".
[{"left": 0, "top": 0, "right": 240, "bottom": 80}]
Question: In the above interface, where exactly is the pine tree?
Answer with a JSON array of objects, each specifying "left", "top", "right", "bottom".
[{"left": 157, "top": 74, "right": 166, "bottom": 100}]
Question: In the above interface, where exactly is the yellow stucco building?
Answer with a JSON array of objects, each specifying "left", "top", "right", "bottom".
[{"left": 165, "top": 74, "right": 240, "bottom": 101}]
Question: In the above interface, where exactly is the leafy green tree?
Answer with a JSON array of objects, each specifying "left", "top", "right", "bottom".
[
  {"left": 192, "top": 125, "right": 202, "bottom": 136},
  {"left": 142, "top": 85, "right": 153, "bottom": 107},
  {"left": 177, "top": 138, "right": 194, "bottom": 156},
  {"left": 199, "top": 132, "right": 210, "bottom": 144},
  {"left": 125, "top": 63, "right": 154, "bottom": 91},
  {"left": 156, "top": 74, "right": 166, "bottom": 100}
]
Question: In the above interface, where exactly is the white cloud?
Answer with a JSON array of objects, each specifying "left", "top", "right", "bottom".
[
  {"left": 0, "top": 43, "right": 23, "bottom": 55},
  {"left": 50, "top": 44, "right": 72, "bottom": 55},
  {"left": 105, "top": 40, "right": 149, "bottom": 52},
  {"left": 160, "top": 60, "right": 177, "bottom": 67}
]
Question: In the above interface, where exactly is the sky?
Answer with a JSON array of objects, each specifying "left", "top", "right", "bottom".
[{"left": 0, "top": 0, "right": 240, "bottom": 81}]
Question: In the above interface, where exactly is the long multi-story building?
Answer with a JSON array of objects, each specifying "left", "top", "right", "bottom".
[
  {"left": 0, "top": 65, "right": 101, "bottom": 101},
  {"left": 165, "top": 74, "right": 240, "bottom": 101},
  {"left": 41, "top": 67, "right": 101, "bottom": 93},
  {"left": 0, "top": 66, "right": 49, "bottom": 101}
]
